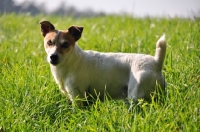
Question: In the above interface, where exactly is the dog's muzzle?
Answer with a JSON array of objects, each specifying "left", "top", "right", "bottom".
[{"left": 50, "top": 53, "right": 59, "bottom": 65}]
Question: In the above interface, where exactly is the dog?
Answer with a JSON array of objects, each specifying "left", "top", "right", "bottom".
[{"left": 40, "top": 21, "right": 166, "bottom": 105}]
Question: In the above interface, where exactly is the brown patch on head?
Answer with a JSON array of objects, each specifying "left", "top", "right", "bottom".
[
  {"left": 55, "top": 30, "right": 77, "bottom": 55},
  {"left": 44, "top": 30, "right": 77, "bottom": 56},
  {"left": 44, "top": 31, "right": 57, "bottom": 51}
]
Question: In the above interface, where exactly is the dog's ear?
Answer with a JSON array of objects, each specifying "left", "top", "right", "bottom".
[
  {"left": 40, "top": 21, "right": 55, "bottom": 37},
  {"left": 68, "top": 26, "right": 84, "bottom": 41}
]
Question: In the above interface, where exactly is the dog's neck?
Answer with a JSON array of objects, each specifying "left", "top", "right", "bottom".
[{"left": 67, "top": 44, "right": 83, "bottom": 66}]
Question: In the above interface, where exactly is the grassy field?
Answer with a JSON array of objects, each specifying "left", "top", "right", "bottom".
[{"left": 0, "top": 13, "right": 199, "bottom": 131}]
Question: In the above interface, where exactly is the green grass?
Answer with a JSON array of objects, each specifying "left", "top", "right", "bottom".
[{"left": 0, "top": 13, "right": 199, "bottom": 131}]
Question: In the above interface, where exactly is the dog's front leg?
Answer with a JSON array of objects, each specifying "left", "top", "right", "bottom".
[
  {"left": 58, "top": 81, "right": 68, "bottom": 94},
  {"left": 58, "top": 83, "right": 83, "bottom": 107},
  {"left": 60, "top": 85, "right": 87, "bottom": 107}
]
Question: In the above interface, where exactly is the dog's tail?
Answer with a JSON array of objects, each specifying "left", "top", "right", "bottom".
[{"left": 154, "top": 34, "right": 166, "bottom": 71}]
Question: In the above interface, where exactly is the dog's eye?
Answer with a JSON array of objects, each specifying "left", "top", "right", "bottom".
[
  {"left": 62, "top": 42, "right": 70, "bottom": 48},
  {"left": 47, "top": 40, "right": 53, "bottom": 46}
]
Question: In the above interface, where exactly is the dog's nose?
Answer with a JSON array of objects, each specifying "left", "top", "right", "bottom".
[{"left": 50, "top": 54, "right": 58, "bottom": 61}]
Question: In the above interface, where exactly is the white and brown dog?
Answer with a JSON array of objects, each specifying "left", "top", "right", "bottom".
[{"left": 40, "top": 21, "right": 166, "bottom": 105}]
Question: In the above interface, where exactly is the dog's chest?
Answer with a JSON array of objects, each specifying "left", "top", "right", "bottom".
[{"left": 52, "top": 65, "right": 87, "bottom": 90}]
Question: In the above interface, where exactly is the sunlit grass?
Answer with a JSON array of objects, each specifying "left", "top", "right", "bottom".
[{"left": 0, "top": 13, "right": 199, "bottom": 131}]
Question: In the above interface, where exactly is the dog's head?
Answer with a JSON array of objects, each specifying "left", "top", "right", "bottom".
[{"left": 40, "top": 21, "right": 83, "bottom": 66}]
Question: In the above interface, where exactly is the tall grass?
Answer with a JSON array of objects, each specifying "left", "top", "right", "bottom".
[{"left": 0, "top": 13, "right": 199, "bottom": 131}]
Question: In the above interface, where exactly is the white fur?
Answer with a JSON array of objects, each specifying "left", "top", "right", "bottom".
[{"left": 50, "top": 35, "right": 166, "bottom": 103}]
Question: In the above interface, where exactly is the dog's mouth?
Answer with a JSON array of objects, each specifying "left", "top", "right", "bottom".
[{"left": 50, "top": 60, "right": 59, "bottom": 66}]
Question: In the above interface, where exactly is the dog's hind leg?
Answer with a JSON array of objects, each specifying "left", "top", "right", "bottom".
[
  {"left": 128, "top": 71, "right": 157, "bottom": 101},
  {"left": 127, "top": 74, "right": 145, "bottom": 101}
]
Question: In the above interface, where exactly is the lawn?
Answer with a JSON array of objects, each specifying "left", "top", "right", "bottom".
[{"left": 0, "top": 14, "right": 199, "bottom": 131}]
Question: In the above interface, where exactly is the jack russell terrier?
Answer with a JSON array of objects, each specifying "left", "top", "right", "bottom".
[{"left": 40, "top": 21, "right": 166, "bottom": 105}]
